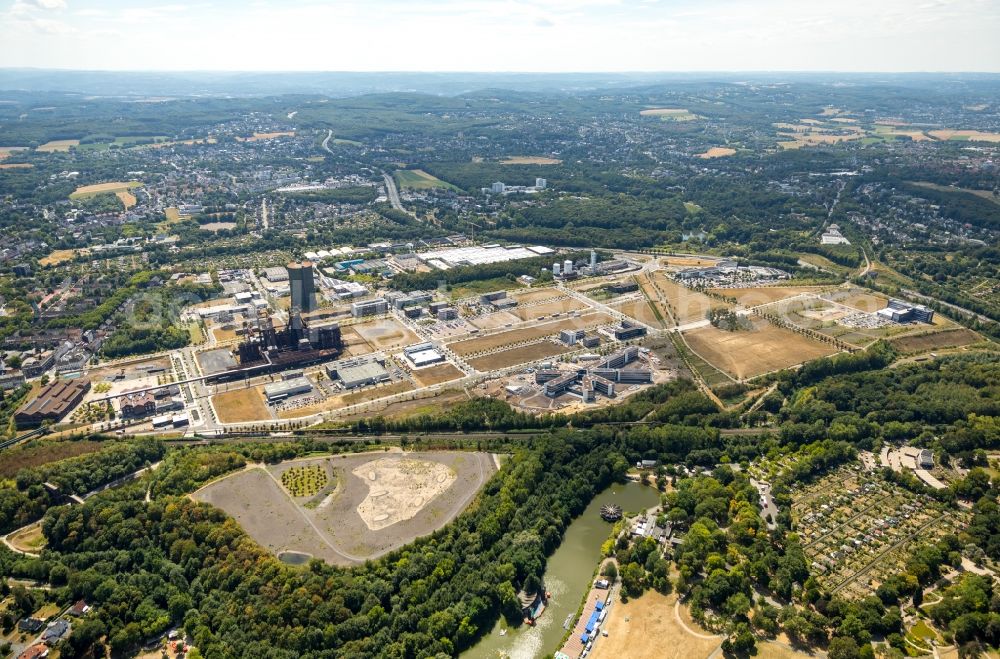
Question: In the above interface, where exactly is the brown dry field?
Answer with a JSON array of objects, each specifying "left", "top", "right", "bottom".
[
  {"left": 213, "top": 387, "right": 271, "bottom": 423},
  {"left": 468, "top": 311, "right": 521, "bottom": 331},
  {"left": 590, "top": 592, "right": 721, "bottom": 659},
  {"left": 651, "top": 273, "right": 729, "bottom": 324},
  {"left": 929, "top": 129, "right": 1000, "bottom": 142},
  {"left": 684, "top": 317, "right": 838, "bottom": 379},
  {"left": 39, "top": 249, "right": 79, "bottom": 266},
  {"left": 336, "top": 388, "right": 469, "bottom": 422},
  {"left": 247, "top": 131, "right": 295, "bottom": 141},
  {"left": 36, "top": 139, "right": 79, "bottom": 152},
  {"left": 279, "top": 380, "right": 416, "bottom": 419},
  {"left": 661, "top": 255, "right": 720, "bottom": 267},
  {"left": 611, "top": 298, "right": 666, "bottom": 328},
  {"left": 500, "top": 156, "right": 562, "bottom": 165},
  {"left": 468, "top": 341, "right": 570, "bottom": 371},
  {"left": 212, "top": 327, "right": 240, "bottom": 343},
  {"left": 448, "top": 312, "right": 612, "bottom": 356},
  {"left": 512, "top": 297, "right": 588, "bottom": 321},
  {"left": 710, "top": 286, "right": 826, "bottom": 306},
  {"left": 698, "top": 146, "right": 736, "bottom": 158},
  {"left": 512, "top": 288, "right": 565, "bottom": 304},
  {"left": 71, "top": 181, "right": 140, "bottom": 197},
  {"left": 0, "top": 163, "right": 32, "bottom": 169},
  {"left": 351, "top": 318, "right": 421, "bottom": 350},
  {"left": 0, "top": 146, "right": 28, "bottom": 160},
  {"left": 831, "top": 291, "right": 888, "bottom": 313},
  {"left": 116, "top": 190, "right": 137, "bottom": 209},
  {"left": 890, "top": 328, "right": 981, "bottom": 353},
  {"left": 411, "top": 363, "right": 464, "bottom": 387},
  {"left": 639, "top": 108, "right": 697, "bottom": 120}
]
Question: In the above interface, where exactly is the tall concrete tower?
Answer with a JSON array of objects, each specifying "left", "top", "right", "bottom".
[{"left": 287, "top": 261, "right": 316, "bottom": 313}]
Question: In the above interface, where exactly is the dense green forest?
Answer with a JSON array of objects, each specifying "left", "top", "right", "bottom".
[{"left": 0, "top": 351, "right": 995, "bottom": 657}]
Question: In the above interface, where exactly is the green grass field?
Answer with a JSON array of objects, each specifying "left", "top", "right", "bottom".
[{"left": 394, "top": 169, "right": 459, "bottom": 190}]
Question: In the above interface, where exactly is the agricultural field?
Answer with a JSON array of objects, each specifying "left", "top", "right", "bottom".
[
  {"left": 246, "top": 131, "right": 295, "bottom": 141},
  {"left": 0, "top": 163, "right": 32, "bottom": 169},
  {"left": 447, "top": 312, "right": 612, "bottom": 356},
  {"left": 0, "top": 146, "right": 28, "bottom": 159},
  {"left": 351, "top": 317, "right": 421, "bottom": 351},
  {"left": 910, "top": 181, "right": 1000, "bottom": 205},
  {"left": 193, "top": 451, "right": 497, "bottom": 565},
  {"left": 36, "top": 139, "right": 80, "bottom": 152},
  {"left": 394, "top": 168, "right": 458, "bottom": 190},
  {"left": 698, "top": 147, "right": 736, "bottom": 158},
  {"left": 410, "top": 362, "right": 464, "bottom": 387},
  {"left": 683, "top": 316, "right": 838, "bottom": 379},
  {"left": 792, "top": 465, "right": 970, "bottom": 599},
  {"left": 499, "top": 156, "right": 562, "bottom": 165},
  {"left": 467, "top": 340, "right": 570, "bottom": 371},
  {"left": 69, "top": 180, "right": 143, "bottom": 200},
  {"left": 928, "top": 129, "right": 1000, "bottom": 142},
  {"left": 212, "top": 386, "right": 271, "bottom": 423},
  {"left": 639, "top": 107, "right": 700, "bottom": 121}
]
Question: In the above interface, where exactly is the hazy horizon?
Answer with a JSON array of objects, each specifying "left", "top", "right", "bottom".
[{"left": 2, "top": 0, "right": 999, "bottom": 73}]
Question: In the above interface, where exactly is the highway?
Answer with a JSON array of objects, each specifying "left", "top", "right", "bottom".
[{"left": 382, "top": 171, "right": 407, "bottom": 213}]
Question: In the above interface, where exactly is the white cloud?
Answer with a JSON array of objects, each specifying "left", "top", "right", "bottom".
[{"left": 20, "top": 0, "right": 67, "bottom": 10}]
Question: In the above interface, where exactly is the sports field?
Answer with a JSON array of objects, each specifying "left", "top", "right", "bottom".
[
  {"left": 394, "top": 169, "right": 458, "bottom": 190},
  {"left": 684, "top": 317, "right": 838, "bottom": 379}
]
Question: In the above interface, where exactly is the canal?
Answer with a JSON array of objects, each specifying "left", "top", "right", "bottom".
[{"left": 464, "top": 480, "right": 660, "bottom": 659}]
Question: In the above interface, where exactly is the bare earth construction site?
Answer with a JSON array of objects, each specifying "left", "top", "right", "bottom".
[{"left": 193, "top": 450, "right": 497, "bottom": 565}]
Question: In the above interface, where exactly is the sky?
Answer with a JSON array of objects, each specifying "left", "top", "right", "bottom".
[{"left": 1, "top": 0, "right": 999, "bottom": 72}]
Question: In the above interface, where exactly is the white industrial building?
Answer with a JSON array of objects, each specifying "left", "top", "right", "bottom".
[
  {"left": 403, "top": 343, "right": 446, "bottom": 368},
  {"left": 416, "top": 244, "right": 553, "bottom": 269},
  {"left": 264, "top": 377, "right": 313, "bottom": 402}
]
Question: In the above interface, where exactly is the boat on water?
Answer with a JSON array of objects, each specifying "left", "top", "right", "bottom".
[{"left": 563, "top": 613, "right": 574, "bottom": 630}]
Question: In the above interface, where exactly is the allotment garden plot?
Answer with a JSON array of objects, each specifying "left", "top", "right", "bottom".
[
  {"left": 792, "top": 465, "right": 970, "bottom": 600},
  {"left": 193, "top": 451, "right": 497, "bottom": 566}
]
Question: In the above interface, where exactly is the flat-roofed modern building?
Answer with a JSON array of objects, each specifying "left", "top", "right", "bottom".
[{"left": 264, "top": 376, "right": 313, "bottom": 402}]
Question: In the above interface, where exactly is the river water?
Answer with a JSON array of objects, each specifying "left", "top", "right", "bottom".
[{"left": 464, "top": 480, "right": 660, "bottom": 659}]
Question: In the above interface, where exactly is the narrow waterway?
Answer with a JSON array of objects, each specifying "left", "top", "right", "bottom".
[{"left": 464, "top": 480, "right": 660, "bottom": 659}]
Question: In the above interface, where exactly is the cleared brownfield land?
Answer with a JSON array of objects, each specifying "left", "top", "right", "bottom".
[
  {"left": 352, "top": 318, "right": 420, "bottom": 350},
  {"left": 684, "top": 318, "right": 838, "bottom": 379},
  {"left": 213, "top": 387, "right": 270, "bottom": 423},
  {"left": 512, "top": 297, "right": 587, "bottom": 321},
  {"left": 651, "top": 273, "right": 729, "bottom": 324},
  {"left": 468, "top": 341, "right": 570, "bottom": 371},
  {"left": 411, "top": 363, "right": 464, "bottom": 387},
  {"left": 710, "top": 286, "right": 826, "bottom": 306},
  {"left": 612, "top": 298, "right": 666, "bottom": 328},
  {"left": 448, "top": 312, "right": 611, "bottom": 356}
]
